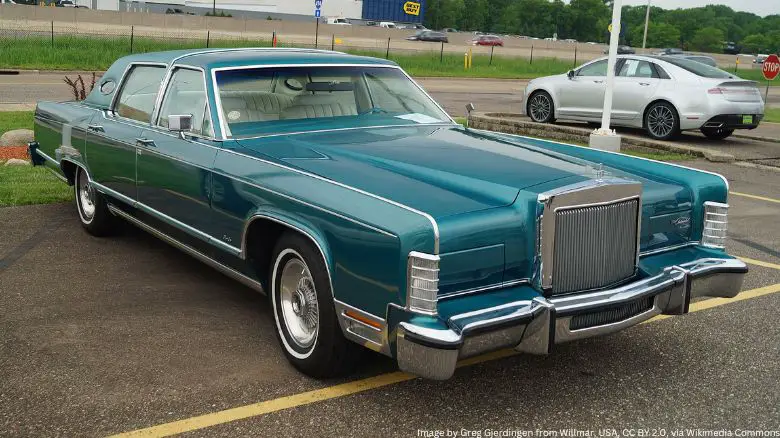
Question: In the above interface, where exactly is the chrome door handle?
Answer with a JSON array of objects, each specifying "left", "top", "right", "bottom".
[
  {"left": 593, "top": 80, "right": 604, "bottom": 84},
  {"left": 135, "top": 137, "right": 155, "bottom": 147},
  {"left": 639, "top": 82, "right": 651, "bottom": 86},
  {"left": 87, "top": 124, "right": 104, "bottom": 132}
]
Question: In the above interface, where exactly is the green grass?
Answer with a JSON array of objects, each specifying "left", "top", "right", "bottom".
[
  {"left": 0, "top": 35, "right": 572, "bottom": 78},
  {"left": 0, "top": 166, "right": 73, "bottom": 207},
  {"left": 763, "top": 107, "right": 780, "bottom": 123},
  {"left": 0, "top": 111, "right": 34, "bottom": 134}
]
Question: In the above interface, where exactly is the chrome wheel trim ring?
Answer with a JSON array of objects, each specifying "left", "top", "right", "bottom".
[
  {"left": 647, "top": 105, "right": 674, "bottom": 138},
  {"left": 76, "top": 170, "right": 96, "bottom": 224},
  {"left": 529, "top": 93, "right": 552, "bottom": 122},
  {"left": 272, "top": 249, "right": 319, "bottom": 359}
]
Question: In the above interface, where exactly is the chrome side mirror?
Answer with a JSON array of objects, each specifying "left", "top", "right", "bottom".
[
  {"left": 168, "top": 114, "right": 193, "bottom": 132},
  {"left": 567, "top": 70, "right": 575, "bottom": 79}
]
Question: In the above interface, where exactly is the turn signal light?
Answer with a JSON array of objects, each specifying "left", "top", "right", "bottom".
[
  {"left": 702, "top": 201, "right": 728, "bottom": 249},
  {"left": 407, "top": 251, "right": 439, "bottom": 315}
]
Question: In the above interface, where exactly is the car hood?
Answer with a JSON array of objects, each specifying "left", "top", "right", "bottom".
[{"left": 235, "top": 125, "right": 691, "bottom": 219}]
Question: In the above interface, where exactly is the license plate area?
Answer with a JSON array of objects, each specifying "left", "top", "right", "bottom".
[{"left": 742, "top": 115, "right": 753, "bottom": 124}]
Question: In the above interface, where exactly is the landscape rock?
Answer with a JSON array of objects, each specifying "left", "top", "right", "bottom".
[
  {"left": 0, "top": 129, "right": 34, "bottom": 147},
  {"left": 3, "top": 158, "right": 30, "bottom": 166}
]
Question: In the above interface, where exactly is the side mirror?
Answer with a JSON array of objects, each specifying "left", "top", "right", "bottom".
[
  {"left": 168, "top": 114, "right": 193, "bottom": 132},
  {"left": 567, "top": 70, "right": 575, "bottom": 79}
]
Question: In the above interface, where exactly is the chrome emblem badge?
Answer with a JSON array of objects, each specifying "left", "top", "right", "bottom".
[{"left": 671, "top": 216, "right": 691, "bottom": 229}]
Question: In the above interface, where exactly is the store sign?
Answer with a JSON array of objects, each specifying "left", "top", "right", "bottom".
[{"left": 403, "top": 1, "right": 420, "bottom": 16}]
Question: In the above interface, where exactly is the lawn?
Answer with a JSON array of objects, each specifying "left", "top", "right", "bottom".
[
  {"left": 0, "top": 166, "right": 73, "bottom": 207},
  {"left": 764, "top": 107, "right": 780, "bottom": 124},
  {"left": 0, "top": 111, "right": 33, "bottom": 134}
]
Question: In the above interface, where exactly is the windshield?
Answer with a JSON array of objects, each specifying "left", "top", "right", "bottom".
[
  {"left": 654, "top": 56, "right": 735, "bottom": 79},
  {"left": 215, "top": 66, "right": 452, "bottom": 138}
]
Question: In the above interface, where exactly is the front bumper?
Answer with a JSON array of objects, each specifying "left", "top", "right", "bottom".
[{"left": 395, "top": 256, "right": 747, "bottom": 380}]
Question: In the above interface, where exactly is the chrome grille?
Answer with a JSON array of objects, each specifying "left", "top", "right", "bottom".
[
  {"left": 551, "top": 198, "right": 639, "bottom": 295},
  {"left": 569, "top": 297, "right": 653, "bottom": 330}
]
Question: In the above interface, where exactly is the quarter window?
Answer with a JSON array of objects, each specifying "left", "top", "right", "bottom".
[
  {"left": 618, "top": 59, "right": 657, "bottom": 78},
  {"left": 115, "top": 65, "right": 166, "bottom": 123},
  {"left": 157, "top": 68, "right": 214, "bottom": 138}
]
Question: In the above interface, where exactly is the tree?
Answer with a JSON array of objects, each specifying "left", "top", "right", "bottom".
[
  {"left": 741, "top": 34, "right": 769, "bottom": 54},
  {"left": 689, "top": 27, "right": 725, "bottom": 52},
  {"left": 459, "top": 0, "right": 489, "bottom": 31},
  {"left": 631, "top": 22, "right": 681, "bottom": 48}
]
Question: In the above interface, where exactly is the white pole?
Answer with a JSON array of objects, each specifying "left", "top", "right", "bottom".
[
  {"left": 642, "top": 0, "right": 651, "bottom": 50},
  {"left": 599, "top": 0, "right": 623, "bottom": 132}
]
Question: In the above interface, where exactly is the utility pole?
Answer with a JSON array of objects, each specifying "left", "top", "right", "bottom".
[
  {"left": 212, "top": 0, "right": 216, "bottom": 16},
  {"left": 589, "top": 0, "right": 623, "bottom": 151},
  {"left": 642, "top": 0, "right": 651, "bottom": 49}
]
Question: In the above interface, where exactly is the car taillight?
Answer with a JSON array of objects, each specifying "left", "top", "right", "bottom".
[
  {"left": 407, "top": 251, "right": 439, "bottom": 315},
  {"left": 707, "top": 87, "right": 725, "bottom": 94},
  {"left": 702, "top": 201, "right": 728, "bottom": 249}
]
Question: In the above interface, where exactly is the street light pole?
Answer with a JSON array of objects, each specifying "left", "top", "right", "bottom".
[
  {"left": 212, "top": 0, "right": 216, "bottom": 15},
  {"left": 642, "top": 0, "right": 651, "bottom": 50}
]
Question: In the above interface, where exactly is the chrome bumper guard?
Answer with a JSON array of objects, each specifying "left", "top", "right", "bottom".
[{"left": 396, "top": 257, "right": 746, "bottom": 380}]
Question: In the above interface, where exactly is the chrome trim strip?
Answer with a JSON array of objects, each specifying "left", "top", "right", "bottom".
[
  {"left": 639, "top": 241, "right": 699, "bottom": 257},
  {"left": 450, "top": 300, "right": 533, "bottom": 321},
  {"left": 34, "top": 147, "right": 59, "bottom": 166},
  {"left": 107, "top": 204, "right": 264, "bottom": 294},
  {"left": 438, "top": 279, "right": 530, "bottom": 300},
  {"left": 334, "top": 299, "right": 390, "bottom": 356},
  {"left": 92, "top": 180, "right": 242, "bottom": 257},
  {"left": 214, "top": 123, "right": 456, "bottom": 141}
]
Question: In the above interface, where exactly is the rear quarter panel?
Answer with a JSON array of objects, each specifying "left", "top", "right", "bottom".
[{"left": 34, "top": 101, "right": 99, "bottom": 179}]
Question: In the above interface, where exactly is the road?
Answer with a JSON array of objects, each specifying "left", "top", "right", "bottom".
[{"left": 1, "top": 160, "right": 779, "bottom": 436}]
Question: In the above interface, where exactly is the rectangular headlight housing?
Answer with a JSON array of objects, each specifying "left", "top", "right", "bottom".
[
  {"left": 407, "top": 251, "right": 439, "bottom": 315},
  {"left": 702, "top": 201, "right": 728, "bottom": 248}
]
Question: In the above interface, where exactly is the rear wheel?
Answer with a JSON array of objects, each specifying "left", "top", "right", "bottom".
[
  {"left": 700, "top": 127, "right": 734, "bottom": 140},
  {"left": 269, "top": 233, "right": 360, "bottom": 378},
  {"left": 644, "top": 101, "right": 679, "bottom": 140},
  {"left": 75, "top": 167, "right": 115, "bottom": 236},
  {"left": 527, "top": 91, "right": 556, "bottom": 123}
]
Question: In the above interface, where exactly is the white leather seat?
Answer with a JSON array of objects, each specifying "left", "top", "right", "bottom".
[
  {"left": 280, "top": 94, "right": 357, "bottom": 119},
  {"left": 220, "top": 91, "right": 295, "bottom": 122}
]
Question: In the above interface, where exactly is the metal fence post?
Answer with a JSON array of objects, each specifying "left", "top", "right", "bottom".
[
  {"left": 331, "top": 34, "right": 334, "bottom": 51},
  {"left": 573, "top": 45, "right": 577, "bottom": 67},
  {"left": 50, "top": 20, "right": 54, "bottom": 47},
  {"left": 440, "top": 41, "right": 444, "bottom": 63},
  {"left": 130, "top": 25, "right": 134, "bottom": 53},
  {"left": 315, "top": 18, "right": 319, "bottom": 48},
  {"left": 530, "top": 45, "right": 534, "bottom": 64},
  {"left": 206, "top": 30, "right": 210, "bottom": 48},
  {"left": 385, "top": 37, "right": 390, "bottom": 59},
  {"left": 489, "top": 45, "right": 494, "bottom": 66}
]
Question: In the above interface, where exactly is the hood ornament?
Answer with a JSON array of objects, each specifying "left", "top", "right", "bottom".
[{"left": 593, "top": 163, "right": 606, "bottom": 181}]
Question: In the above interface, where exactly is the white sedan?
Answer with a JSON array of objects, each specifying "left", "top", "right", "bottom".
[{"left": 522, "top": 55, "right": 765, "bottom": 140}]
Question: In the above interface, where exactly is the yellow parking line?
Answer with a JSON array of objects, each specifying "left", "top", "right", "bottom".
[
  {"left": 739, "top": 256, "right": 780, "bottom": 271},
  {"left": 109, "top": 281, "right": 780, "bottom": 438},
  {"left": 731, "top": 191, "right": 780, "bottom": 204}
]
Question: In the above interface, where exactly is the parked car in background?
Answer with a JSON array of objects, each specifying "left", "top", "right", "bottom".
[
  {"left": 472, "top": 34, "right": 504, "bottom": 46},
  {"left": 56, "top": 0, "right": 76, "bottom": 6},
  {"left": 564, "top": 38, "right": 577, "bottom": 43},
  {"left": 755, "top": 54, "right": 768, "bottom": 64},
  {"left": 604, "top": 45, "right": 636, "bottom": 55},
  {"left": 326, "top": 17, "right": 351, "bottom": 25},
  {"left": 406, "top": 30, "right": 448, "bottom": 43},
  {"left": 379, "top": 21, "right": 396, "bottom": 28},
  {"left": 723, "top": 41, "right": 741, "bottom": 55},
  {"left": 29, "top": 48, "right": 747, "bottom": 381},
  {"left": 441, "top": 27, "right": 457, "bottom": 33},
  {"left": 657, "top": 48, "right": 684, "bottom": 56},
  {"left": 670, "top": 54, "right": 717, "bottom": 67},
  {"left": 523, "top": 54, "right": 764, "bottom": 140},
  {"left": 402, "top": 24, "right": 427, "bottom": 30}
]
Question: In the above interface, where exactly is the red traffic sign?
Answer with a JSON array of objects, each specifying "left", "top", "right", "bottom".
[{"left": 762, "top": 54, "right": 780, "bottom": 81}]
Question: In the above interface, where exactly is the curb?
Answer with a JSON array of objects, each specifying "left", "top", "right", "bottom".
[
  {"left": 733, "top": 132, "right": 780, "bottom": 144},
  {"left": 468, "top": 112, "right": 736, "bottom": 163}
]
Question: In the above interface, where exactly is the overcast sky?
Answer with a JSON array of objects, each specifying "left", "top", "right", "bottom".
[{"left": 620, "top": 0, "right": 779, "bottom": 17}]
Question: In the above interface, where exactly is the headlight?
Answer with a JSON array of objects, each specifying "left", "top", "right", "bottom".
[
  {"left": 702, "top": 201, "right": 728, "bottom": 248},
  {"left": 407, "top": 251, "right": 439, "bottom": 315}
]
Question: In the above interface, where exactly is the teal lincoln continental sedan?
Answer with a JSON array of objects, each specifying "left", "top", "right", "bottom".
[{"left": 29, "top": 48, "right": 747, "bottom": 380}]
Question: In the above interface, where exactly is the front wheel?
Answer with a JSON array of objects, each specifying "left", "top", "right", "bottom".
[
  {"left": 527, "top": 91, "right": 556, "bottom": 123},
  {"left": 644, "top": 101, "right": 679, "bottom": 140},
  {"left": 700, "top": 127, "right": 734, "bottom": 140},
  {"left": 270, "top": 233, "right": 360, "bottom": 378}
]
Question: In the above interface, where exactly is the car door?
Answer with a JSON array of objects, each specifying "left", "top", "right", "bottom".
[
  {"left": 611, "top": 59, "right": 661, "bottom": 122},
  {"left": 135, "top": 67, "right": 228, "bottom": 253},
  {"left": 556, "top": 59, "right": 608, "bottom": 120},
  {"left": 85, "top": 63, "right": 166, "bottom": 200}
]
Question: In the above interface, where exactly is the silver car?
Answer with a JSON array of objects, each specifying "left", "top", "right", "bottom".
[{"left": 522, "top": 55, "right": 765, "bottom": 140}]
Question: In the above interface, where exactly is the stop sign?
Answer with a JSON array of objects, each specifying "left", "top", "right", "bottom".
[{"left": 763, "top": 54, "right": 780, "bottom": 81}]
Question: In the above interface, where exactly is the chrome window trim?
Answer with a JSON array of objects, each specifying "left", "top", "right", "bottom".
[
  {"left": 151, "top": 64, "right": 219, "bottom": 141},
  {"left": 208, "top": 63, "right": 457, "bottom": 140},
  {"left": 537, "top": 178, "right": 643, "bottom": 291},
  {"left": 109, "top": 62, "right": 169, "bottom": 125},
  {"left": 220, "top": 123, "right": 456, "bottom": 141}
]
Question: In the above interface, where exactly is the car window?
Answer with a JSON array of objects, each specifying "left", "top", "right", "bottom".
[
  {"left": 618, "top": 59, "right": 656, "bottom": 78},
  {"left": 577, "top": 60, "right": 608, "bottom": 77},
  {"left": 115, "top": 65, "right": 166, "bottom": 123},
  {"left": 652, "top": 56, "right": 734, "bottom": 79},
  {"left": 157, "top": 68, "right": 214, "bottom": 138}
]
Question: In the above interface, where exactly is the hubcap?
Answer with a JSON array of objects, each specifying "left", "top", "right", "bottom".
[
  {"left": 279, "top": 258, "right": 318, "bottom": 349},
  {"left": 647, "top": 105, "right": 675, "bottom": 138},
  {"left": 529, "top": 94, "right": 551, "bottom": 122},
  {"left": 78, "top": 174, "right": 96, "bottom": 220}
]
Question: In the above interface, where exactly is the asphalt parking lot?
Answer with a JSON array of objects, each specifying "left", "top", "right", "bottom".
[{"left": 1, "top": 159, "right": 779, "bottom": 437}]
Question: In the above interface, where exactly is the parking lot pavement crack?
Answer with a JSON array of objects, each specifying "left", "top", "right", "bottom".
[{"left": 0, "top": 218, "right": 65, "bottom": 274}]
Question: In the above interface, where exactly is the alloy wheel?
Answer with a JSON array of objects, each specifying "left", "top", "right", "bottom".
[
  {"left": 647, "top": 105, "right": 675, "bottom": 138},
  {"left": 529, "top": 93, "right": 552, "bottom": 122}
]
